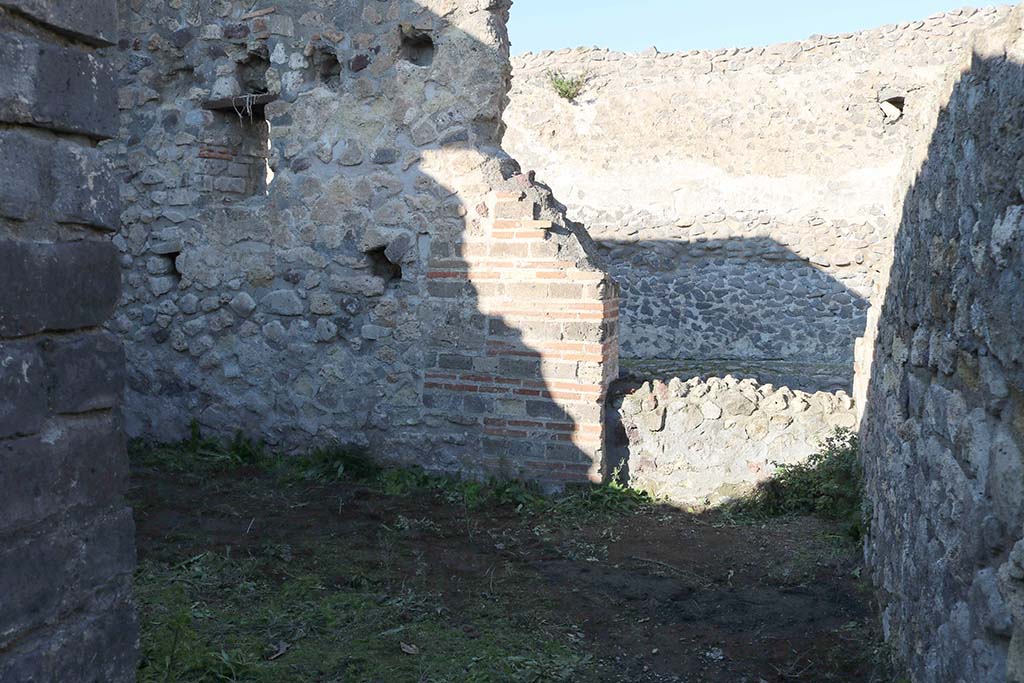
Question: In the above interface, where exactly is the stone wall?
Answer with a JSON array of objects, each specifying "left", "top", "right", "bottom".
[
  {"left": 505, "top": 7, "right": 1010, "bottom": 390},
  {"left": 114, "top": 0, "right": 618, "bottom": 486},
  {"left": 859, "top": 7, "right": 1024, "bottom": 681},
  {"left": 0, "top": 1, "right": 137, "bottom": 680},
  {"left": 613, "top": 376, "right": 855, "bottom": 507}
]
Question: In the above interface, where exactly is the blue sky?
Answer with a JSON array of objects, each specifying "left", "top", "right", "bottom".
[{"left": 508, "top": 1, "right": 990, "bottom": 54}]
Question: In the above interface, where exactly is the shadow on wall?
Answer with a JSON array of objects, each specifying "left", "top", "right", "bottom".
[
  {"left": 596, "top": 237, "right": 870, "bottom": 393},
  {"left": 411, "top": 164, "right": 616, "bottom": 486},
  {"left": 859, "top": 43, "right": 1024, "bottom": 681},
  {"left": 115, "top": 0, "right": 615, "bottom": 488}
]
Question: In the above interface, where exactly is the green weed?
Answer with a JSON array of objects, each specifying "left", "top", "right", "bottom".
[
  {"left": 130, "top": 434, "right": 654, "bottom": 523},
  {"left": 378, "top": 467, "right": 548, "bottom": 513},
  {"left": 129, "top": 423, "right": 266, "bottom": 474},
  {"left": 728, "top": 428, "right": 864, "bottom": 539},
  {"left": 374, "top": 464, "right": 651, "bottom": 521},
  {"left": 290, "top": 445, "right": 381, "bottom": 483},
  {"left": 547, "top": 70, "right": 588, "bottom": 102},
  {"left": 553, "top": 467, "right": 655, "bottom": 517}
]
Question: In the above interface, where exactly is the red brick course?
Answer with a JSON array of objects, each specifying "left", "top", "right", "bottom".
[{"left": 423, "top": 191, "right": 619, "bottom": 486}]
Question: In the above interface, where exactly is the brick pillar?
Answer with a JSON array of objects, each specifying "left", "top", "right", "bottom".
[
  {"left": 0, "top": 2, "right": 137, "bottom": 680},
  {"left": 426, "top": 190, "right": 619, "bottom": 485}
]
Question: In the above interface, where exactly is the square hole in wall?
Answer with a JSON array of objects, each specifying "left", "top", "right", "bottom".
[
  {"left": 199, "top": 53, "right": 276, "bottom": 201},
  {"left": 199, "top": 96, "right": 274, "bottom": 200},
  {"left": 400, "top": 26, "right": 435, "bottom": 67}
]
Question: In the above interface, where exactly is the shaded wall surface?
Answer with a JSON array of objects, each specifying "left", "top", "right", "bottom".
[
  {"left": 601, "top": 237, "right": 868, "bottom": 392},
  {"left": 505, "top": 7, "right": 1009, "bottom": 388},
  {"left": 115, "top": 0, "right": 618, "bottom": 486},
  {"left": 0, "top": 1, "right": 137, "bottom": 680},
  {"left": 859, "top": 8, "right": 1024, "bottom": 681}
]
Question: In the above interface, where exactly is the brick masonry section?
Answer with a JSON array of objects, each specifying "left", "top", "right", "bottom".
[
  {"left": 0, "top": 2, "right": 137, "bottom": 682},
  {"left": 112, "top": 0, "right": 621, "bottom": 493},
  {"left": 425, "top": 191, "right": 620, "bottom": 486}
]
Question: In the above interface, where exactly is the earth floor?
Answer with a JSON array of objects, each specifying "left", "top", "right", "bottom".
[{"left": 130, "top": 446, "right": 891, "bottom": 682}]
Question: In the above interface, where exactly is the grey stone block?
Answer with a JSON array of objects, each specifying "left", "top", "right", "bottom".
[
  {"left": 526, "top": 400, "right": 564, "bottom": 420},
  {"left": 0, "top": 130, "right": 45, "bottom": 221},
  {"left": 0, "top": 132, "right": 117, "bottom": 229},
  {"left": 0, "top": 0, "right": 118, "bottom": 45},
  {"left": 148, "top": 275, "right": 177, "bottom": 297},
  {"left": 0, "top": 508, "right": 134, "bottom": 649},
  {"left": 229, "top": 292, "right": 257, "bottom": 316},
  {"left": 0, "top": 590, "right": 137, "bottom": 683},
  {"left": 0, "top": 6, "right": 130, "bottom": 682},
  {"left": 0, "top": 239, "right": 121, "bottom": 337},
  {"left": 53, "top": 142, "right": 120, "bottom": 230},
  {"left": 64, "top": 416, "right": 129, "bottom": 515},
  {"left": 0, "top": 32, "right": 117, "bottom": 138},
  {"left": 438, "top": 353, "right": 473, "bottom": 370},
  {"left": 0, "top": 433, "right": 66, "bottom": 533},
  {"left": 150, "top": 240, "right": 182, "bottom": 255},
  {"left": 262, "top": 289, "right": 304, "bottom": 315},
  {"left": 0, "top": 341, "right": 46, "bottom": 439},
  {"left": 361, "top": 324, "right": 392, "bottom": 340},
  {"left": 0, "top": 532, "right": 77, "bottom": 646},
  {"left": 74, "top": 508, "right": 136, "bottom": 592},
  {"left": 0, "top": 414, "right": 127, "bottom": 534},
  {"left": 44, "top": 332, "right": 125, "bottom": 414}
]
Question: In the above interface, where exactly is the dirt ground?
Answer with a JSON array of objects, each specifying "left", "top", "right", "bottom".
[{"left": 130, "top": 451, "right": 887, "bottom": 682}]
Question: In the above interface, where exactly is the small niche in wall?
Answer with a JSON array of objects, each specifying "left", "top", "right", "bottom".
[
  {"left": 400, "top": 26, "right": 435, "bottom": 67},
  {"left": 879, "top": 91, "right": 906, "bottom": 123},
  {"left": 883, "top": 96, "right": 905, "bottom": 112},
  {"left": 366, "top": 246, "right": 403, "bottom": 284},
  {"left": 198, "top": 51, "right": 277, "bottom": 200},
  {"left": 200, "top": 95, "right": 275, "bottom": 199},
  {"left": 309, "top": 43, "right": 342, "bottom": 86},
  {"left": 318, "top": 53, "right": 342, "bottom": 86},
  {"left": 203, "top": 93, "right": 276, "bottom": 116},
  {"left": 238, "top": 49, "right": 271, "bottom": 95}
]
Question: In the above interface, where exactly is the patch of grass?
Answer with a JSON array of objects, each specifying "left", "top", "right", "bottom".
[
  {"left": 290, "top": 445, "right": 382, "bottom": 483},
  {"left": 129, "top": 422, "right": 267, "bottom": 474},
  {"left": 547, "top": 70, "right": 588, "bottom": 102},
  {"left": 553, "top": 472, "right": 655, "bottom": 517},
  {"left": 135, "top": 555, "right": 261, "bottom": 682},
  {"left": 136, "top": 548, "right": 590, "bottom": 683},
  {"left": 727, "top": 429, "right": 864, "bottom": 540},
  {"left": 130, "top": 425, "right": 381, "bottom": 485},
  {"left": 131, "top": 432, "right": 882, "bottom": 682},
  {"left": 392, "top": 471, "right": 548, "bottom": 513},
  {"left": 375, "top": 464, "right": 654, "bottom": 522},
  {"left": 129, "top": 434, "right": 656, "bottom": 524}
]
